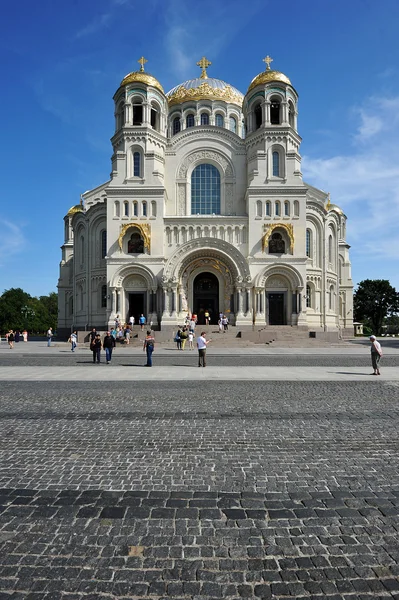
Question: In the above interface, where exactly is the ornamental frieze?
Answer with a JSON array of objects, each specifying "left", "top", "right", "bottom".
[{"left": 178, "top": 150, "right": 233, "bottom": 178}]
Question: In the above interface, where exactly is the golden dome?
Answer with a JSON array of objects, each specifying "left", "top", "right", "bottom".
[
  {"left": 248, "top": 70, "right": 291, "bottom": 93},
  {"left": 167, "top": 78, "right": 244, "bottom": 107},
  {"left": 120, "top": 71, "right": 164, "bottom": 94},
  {"left": 120, "top": 56, "right": 164, "bottom": 94},
  {"left": 67, "top": 204, "right": 84, "bottom": 216}
]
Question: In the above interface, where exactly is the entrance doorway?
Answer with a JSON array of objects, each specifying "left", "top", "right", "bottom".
[
  {"left": 193, "top": 272, "right": 219, "bottom": 325},
  {"left": 268, "top": 293, "right": 285, "bottom": 325},
  {"left": 128, "top": 292, "right": 145, "bottom": 326}
]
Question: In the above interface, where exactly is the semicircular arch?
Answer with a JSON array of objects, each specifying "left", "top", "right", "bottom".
[
  {"left": 255, "top": 264, "right": 304, "bottom": 290},
  {"left": 111, "top": 264, "right": 158, "bottom": 290}
]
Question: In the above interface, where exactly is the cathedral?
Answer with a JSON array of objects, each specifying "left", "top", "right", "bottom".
[{"left": 57, "top": 55, "right": 353, "bottom": 338}]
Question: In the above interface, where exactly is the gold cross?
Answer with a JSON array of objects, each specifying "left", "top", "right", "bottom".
[
  {"left": 263, "top": 55, "right": 273, "bottom": 71},
  {"left": 197, "top": 56, "right": 212, "bottom": 79},
  {"left": 137, "top": 56, "right": 148, "bottom": 72}
]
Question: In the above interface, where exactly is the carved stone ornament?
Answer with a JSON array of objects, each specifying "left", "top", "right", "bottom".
[
  {"left": 178, "top": 184, "right": 186, "bottom": 215},
  {"left": 262, "top": 223, "right": 294, "bottom": 253},
  {"left": 267, "top": 276, "right": 287, "bottom": 288},
  {"left": 123, "top": 275, "right": 147, "bottom": 289},
  {"left": 118, "top": 223, "right": 150, "bottom": 252},
  {"left": 178, "top": 150, "right": 233, "bottom": 179}
]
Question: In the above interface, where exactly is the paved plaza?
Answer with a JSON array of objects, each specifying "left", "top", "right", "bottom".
[{"left": 0, "top": 342, "right": 399, "bottom": 598}]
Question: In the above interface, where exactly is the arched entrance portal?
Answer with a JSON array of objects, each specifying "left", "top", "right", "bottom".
[{"left": 193, "top": 272, "right": 219, "bottom": 324}]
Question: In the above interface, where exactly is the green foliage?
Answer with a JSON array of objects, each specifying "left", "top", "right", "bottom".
[
  {"left": 354, "top": 279, "right": 399, "bottom": 336},
  {"left": 0, "top": 288, "right": 57, "bottom": 334}
]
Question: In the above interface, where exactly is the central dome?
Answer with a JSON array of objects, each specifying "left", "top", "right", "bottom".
[{"left": 167, "top": 77, "right": 244, "bottom": 107}]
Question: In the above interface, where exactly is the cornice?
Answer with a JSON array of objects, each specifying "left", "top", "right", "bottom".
[
  {"left": 106, "top": 187, "right": 165, "bottom": 196},
  {"left": 167, "top": 126, "right": 246, "bottom": 153},
  {"left": 247, "top": 187, "right": 308, "bottom": 196},
  {"left": 111, "top": 128, "right": 167, "bottom": 147},
  {"left": 107, "top": 256, "right": 166, "bottom": 265}
]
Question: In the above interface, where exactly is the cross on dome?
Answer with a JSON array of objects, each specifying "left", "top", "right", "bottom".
[
  {"left": 263, "top": 55, "right": 273, "bottom": 71},
  {"left": 137, "top": 56, "right": 148, "bottom": 72},
  {"left": 197, "top": 56, "right": 212, "bottom": 79}
]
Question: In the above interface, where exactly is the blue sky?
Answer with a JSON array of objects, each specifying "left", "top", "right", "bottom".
[{"left": 1, "top": 0, "right": 399, "bottom": 297}]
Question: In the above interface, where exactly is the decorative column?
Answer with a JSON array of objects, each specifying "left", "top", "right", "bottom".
[
  {"left": 171, "top": 286, "right": 178, "bottom": 319},
  {"left": 254, "top": 288, "right": 261, "bottom": 322},
  {"left": 297, "top": 286, "right": 307, "bottom": 326},
  {"left": 260, "top": 289, "right": 266, "bottom": 323},
  {"left": 265, "top": 101, "right": 271, "bottom": 125}
]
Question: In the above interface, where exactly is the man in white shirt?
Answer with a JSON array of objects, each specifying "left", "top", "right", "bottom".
[
  {"left": 129, "top": 315, "right": 135, "bottom": 327},
  {"left": 197, "top": 331, "right": 211, "bottom": 367}
]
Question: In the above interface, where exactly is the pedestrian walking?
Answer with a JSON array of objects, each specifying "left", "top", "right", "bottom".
[
  {"left": 22, "top": 330, "right": 28, "bottom": 342},
  {"left": 197, "top": 331, "right": 211, "bottom": 367},
  {"left": 139, "top": 314, "right": 146, "bottom": 330},
  {"left": 47, "top": 327, "right": 53, "bottom": 347},
  {"left": 180, "top": 327, "right": 188, "bottom": 350},
  {"left": 175, "top": 328, "right": 182, "bottom": 350},
  {"left": 91, "top": 333, "right": 102, "bottom": 363},
  {"left": 69, "top": 331, "right": 77, "bottom": 352},
  {"left": 103, "top": 331, "right": 116, "bottom": 364},
  {"left": 143, "top": 330, "right": 155, "bottom": 367},
  {"left": 370, "top": 335, "right": 383, "bottom": 375},
  {"left": 129, "top": 315, "right": 135, "bottom": 328}
]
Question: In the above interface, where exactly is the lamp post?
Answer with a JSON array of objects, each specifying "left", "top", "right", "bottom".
[{"left": 21, "top": 305, "right": 35, "bottom": 332}]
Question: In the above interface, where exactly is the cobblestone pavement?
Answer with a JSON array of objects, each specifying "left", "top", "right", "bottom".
[
  {"left": 1, "top": 377, "right": 399, "bottom": 598},
  {"left": 0, "top": 353, "right": 399, "bottom": 367}
]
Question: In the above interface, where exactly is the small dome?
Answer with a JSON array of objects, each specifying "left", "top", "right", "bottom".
[
  {"left": 167, "top": 77, "right": 244, "bottom": 107},
  {"left": 67, "top": 204, "right": 84, "bottom": 216},
  {"left": 248, "top": 69, "right": 291, "bottom": 93},
  {"left": 120, "top": 70, "right": 164, "bottom": 94}
]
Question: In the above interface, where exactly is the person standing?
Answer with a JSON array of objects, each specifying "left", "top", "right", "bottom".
[
  {"left": 180, "top": 327, "right": 188, "bottom": 350},
  {"left": 91, "top": 333, "right": 102, "bottom": 363},
  {"left": 22, "top": 330, "right": 28, "bottom": 342},
  {"left": 47, "top": 327, "right": 53, "bottom": 347},
  {"left": 188, "top": 330, "right": 194, "bottom": 350},
  {"left": 103, "top": 331, "right": 115, "bottom": 364},
  {"left": 8, "top": 330, "right": 14, "bottom": 349},
  {"left": 143, "top": 330, "right": 155, "bottom": 367},
  {"left": 125, "top": 326, "right": 131, "bottom": 345},
  {"left": 139, "top": 314, "right": 146, "bottom": 330},
  {"left": 129, "top": 315, "right": 135, "bottom": 328},
  {"left": 175, "top": 328, "right": 182, "bottom": 350},
  {"left": 370, "top": 335, "right": 382, "bottom": 375},
  {"left": 197, "top": 331, "right": 211, "bottom": 367},
  {"left": 69, "top": 331, "right": 77, "bottom": 352}
]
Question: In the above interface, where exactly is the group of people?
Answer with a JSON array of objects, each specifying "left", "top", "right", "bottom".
[
  {"left": 89, "top": 329, "right": 116, "bottom": 364},
  {"left": 5, "top": 330, "right": 29, "bottom": 348}
]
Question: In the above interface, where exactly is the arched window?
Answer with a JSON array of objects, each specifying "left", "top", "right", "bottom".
[
  {"left": 254, "top": 104, "right": 262, "bottom": 129},
  {"left": 151, "top": 201, "right": 157, "bottom": 217},
  {"left": 128, "top": 230, "right": 144, "bottom": 253},
  {"left": 114, "top": 201, "right": 120, "bottom": 217},
  {"left": 306, "top": 229, "right": 312, "bottom": 258},
  {"left": 328, "top": 234, "right": 333, "bottom": 265},
  {"left": 191, "top": 164, "right": 221, "bottom": 215},
  {"left": 329, "top": 285, "right": 334, "bottom": 310},
  {"left": 172, "top": 117, "right": 181, "bottom": 135},
  {"left": 306, "top": 285, "right": 311, "bottom": 308},
  {"left": 229, "top": 116, "right": 237, "bottom": 133},
  {"left": 265, "top": 201, "right": 271, "bottom": 217},
  {"left": 288, "top": 102, "right": 295, "bottom": 128},
  {"left": 269, "top": 232, "right": 285, "bottom": 254},
  {"left": 293, "top": 200, "right": 299, "bottom": 216},
  {"left": 150, "top": 104, "right": 159, "bottom": 130},
  {"left": 133, "top": 152, "right": 141, "bottom": 177},
  {"left": 142, "top": 201, "right": 147, "bottom": 217},
  {"left": 123, "top": 201, "right": 129, "bottom": 217},
  {"left": 256, "top": 200, "right": 262, "bottom": 217},
  {"left": 215, "top": 114, "right": 224, "bottom": 127},
  {"left": 200, "top": 113, "right": 209, "bottom": 125},
  {"left": 270, "top": 99, "right": 280, "bottom": 124},
  {"left": 101, "top": 230, "right": 107, "bottom": 259},
  {"left": 284, "top": 201, "right": 290, "bottom": 216},
  {"left": 133, "top": 201, "right": 138, "bottom": 217},
  {"left": 80, "top": 236, "right": 84, "bottom": 264},
  {"left": 275, "top": 201, "right": 280, "bottom": 216},
  {"left": 132, "top": 100, "right": 143, "bottom": 126},
  {"left": 101, "top": 284, "right": 107, "bottom": 308},
  {"left": 116, "top": 102, "right": 124, "bottom": 130},
  {"left": 186, "top": 114, "right": 194, "bottom": 128},
  {"left": 272, "top": 151, "right": 280, "bottom": 177}
]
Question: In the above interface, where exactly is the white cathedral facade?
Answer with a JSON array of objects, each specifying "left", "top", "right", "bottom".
[{"left": 58, "top": 56, "right": 353, "bottom": 338}]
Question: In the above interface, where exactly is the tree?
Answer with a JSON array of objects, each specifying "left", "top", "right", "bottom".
[
  {"left": 354, "top": 279, "right": 399, "bottom": 335},
  {"left": 0, "top": 288, "right": 58, "bottom": 334}
]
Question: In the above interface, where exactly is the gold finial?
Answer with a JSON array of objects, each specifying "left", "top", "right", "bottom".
[
  {"left": 263, "top": 55, "right": 273, "bottom": 71},
  {"left": 137, "top": 56, "right": 148, "bottom": 72},
  {"left": 197, "top": 56, "right": 212, "bottom": 79},
  {"left": 326, "top": 192, "right": 331, "bottom": 210}
]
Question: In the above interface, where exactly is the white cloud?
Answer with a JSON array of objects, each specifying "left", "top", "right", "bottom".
[
  {"left": 303, "top": 95, "right": 399, "bottom": 268},
  {"left": 74, "top": 13, "right": 113, "bottom": 39},
  {"left": 0, "top": 218, "right": 26, "bottom": 263}
]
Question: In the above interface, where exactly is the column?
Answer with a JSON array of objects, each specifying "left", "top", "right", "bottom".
[
  {"left": 265, "top": 101, "right": 271, "bottom": 125},
  {"left": 254, "top": 288, "right": 261, "bottom": 321},
  {"left": 260, "top": 289, "right": 266, "bottom": 321},
  {"left": 171, "top": 287, "right": 177, "bottom": 318}
]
